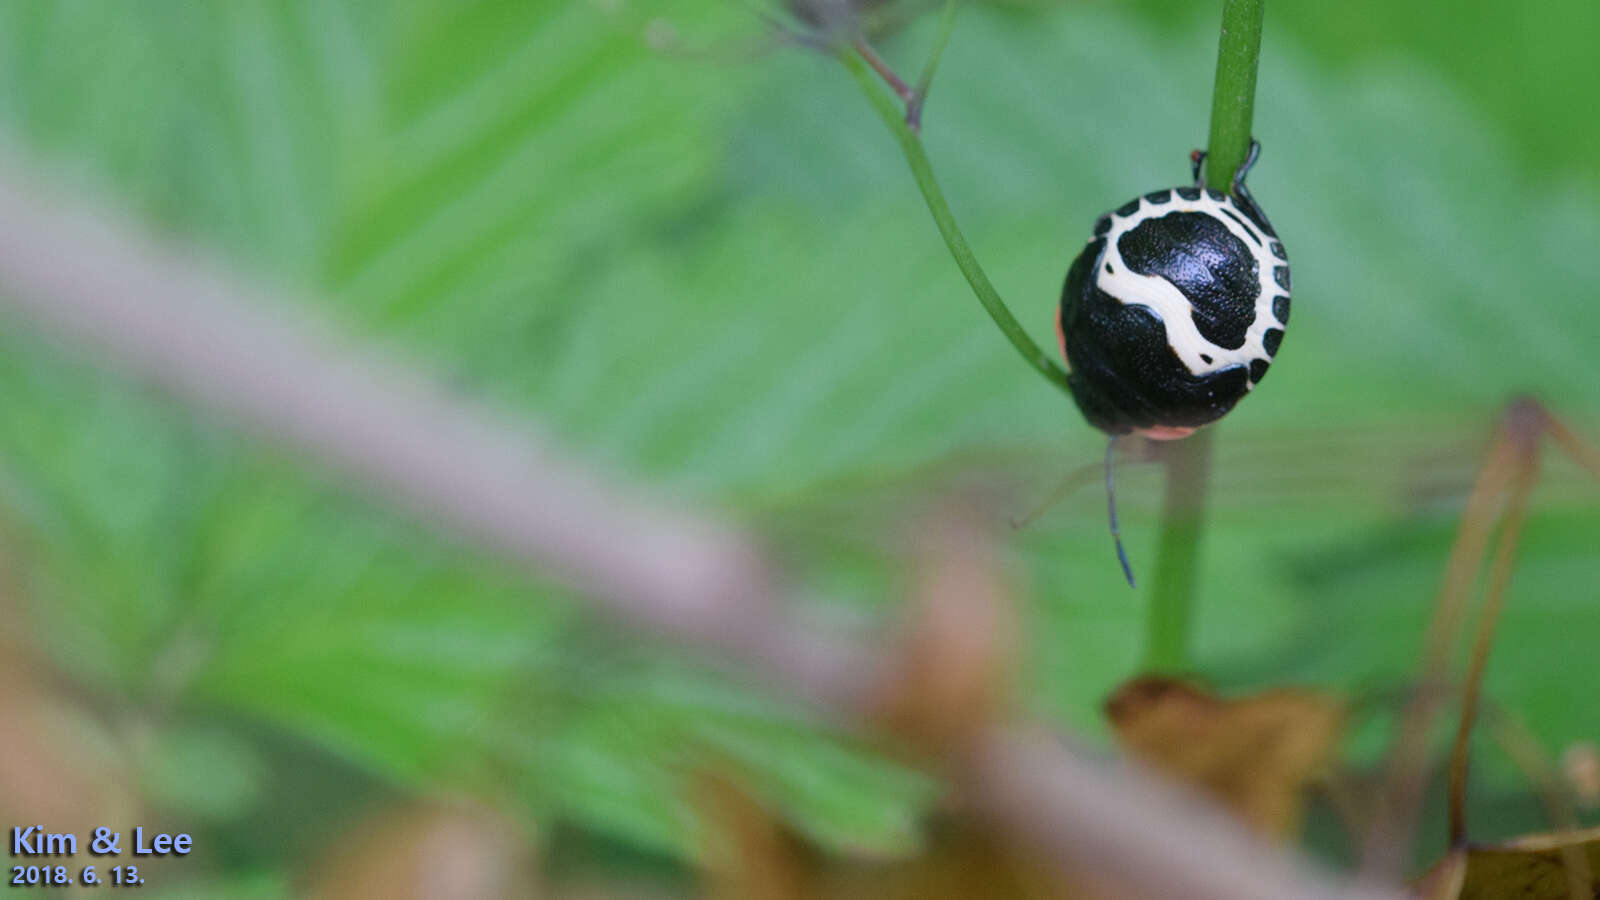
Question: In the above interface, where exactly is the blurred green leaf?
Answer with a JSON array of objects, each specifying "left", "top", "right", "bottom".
[{"left": 144, "top": 727, "right": 268, "bottom": 822}]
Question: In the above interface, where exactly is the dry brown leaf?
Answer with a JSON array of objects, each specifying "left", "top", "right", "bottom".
[
  {"left": 698, "top": 773, "right": 815, "bottom": 900},
  {"left": 302, "top": 801, "right": 537, "bottom": 900},
  {"left": 1416, "top": 827, "right": 1600, "bottom": 900},
  {"left": 869, "top": 501, "right": 1018, "bottom": 755},
  {"left": 1415, "top": 850, "right": 1469, "bottom": 900},
  {"left": 815, "top": 816, "right": 1076, "bottom": 900},
  {"left": 1104, "top": 676, "right": 1345, "bottom": 838},
  {"left": 697, "top": 773, "right": 1123, "bottom": 900},
  {"left": 0, "top": 654, "right": 138, "bottom": 834},
  {"left": 0, "top": 528, "right": 139, "bottom": 835}
]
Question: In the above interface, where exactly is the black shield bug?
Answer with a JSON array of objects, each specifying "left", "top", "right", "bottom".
[{"left": 1056, "top": 141, "right": 1289, "bottom": 584}]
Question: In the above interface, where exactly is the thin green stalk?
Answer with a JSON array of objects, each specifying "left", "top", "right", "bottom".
[
  {"left": 1142, "top": 431, "right": 1212, "bottom": 670},
  {"left": 1142, "top": 0, "right": 1265, "bottom": 672},
  {"left": 907, "top": 0, "right": 960, "bottom": 130},
  {"left": 1203, "top": 0, "right": 1266, "bottom": 193},
  {"left": 915, "top": 1, "right": 959, "bottom": 98},
  {"left": 840, "top": 51, "right": 1072, "bottom": 396}
]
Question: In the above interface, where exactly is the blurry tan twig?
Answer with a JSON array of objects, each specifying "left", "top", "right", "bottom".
[
  {"left": 1445, "top": 418, "right": 1540, "bottom": 847},
  {"left": 0, "top": 155, "right": 1406, "bottom": 900},
  {"left": 1360, "top": 399, "right": 1600, "bottom": 881},
  {"left": 1358, "top": 403, "right": 1528, "bottom": 877},
  {"left": 0, "top": 154, "right": 876, "bottom": 716}
]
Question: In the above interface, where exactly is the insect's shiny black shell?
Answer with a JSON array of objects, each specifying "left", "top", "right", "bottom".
[{"left": 1058, "top": 186, "right": 1289, "bottom": 436}]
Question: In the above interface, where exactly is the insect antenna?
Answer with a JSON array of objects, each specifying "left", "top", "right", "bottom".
[{"left": 1106, "top": 435, "right": 1135, "bottom": 587}]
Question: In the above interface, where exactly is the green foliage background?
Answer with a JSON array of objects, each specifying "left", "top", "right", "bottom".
[{"left": 0, "top": 0, "right": 1595, "bottom": 893}]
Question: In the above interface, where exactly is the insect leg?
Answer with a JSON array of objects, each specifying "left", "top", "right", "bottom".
[{"left": 1228, "top": 139, "right": 1278, "bottom": 236}]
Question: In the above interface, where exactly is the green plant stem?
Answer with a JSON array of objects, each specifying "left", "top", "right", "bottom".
[
  {"left": 1203, "top": 0, "right": 1266, "bottom": 193},
  {"left": 1142, "top": 431, "right": 1212, "bottom": 670},
  {"left": 1141, "top": 0, "right": 1265, "bottom": 673},
  {"left": 840, "top": 51, "right": 1072, "bottom": 397}
]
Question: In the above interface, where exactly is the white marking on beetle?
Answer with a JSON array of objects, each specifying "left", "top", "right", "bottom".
[{"left": 1088, "top": 190, "right": 1287, "bottom": 383}]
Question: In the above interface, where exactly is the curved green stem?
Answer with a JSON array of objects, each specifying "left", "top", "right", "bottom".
[
  {"left": 840, "top": 50, "right": 1072, "bottom": 397},
  {"left": 1142, "top": 0, "right": 1265, "bottom": 673}
]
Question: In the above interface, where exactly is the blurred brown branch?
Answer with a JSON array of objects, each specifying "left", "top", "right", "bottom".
[{"left": 0, "top": 153, "right": 1407, "bottom": 900}]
